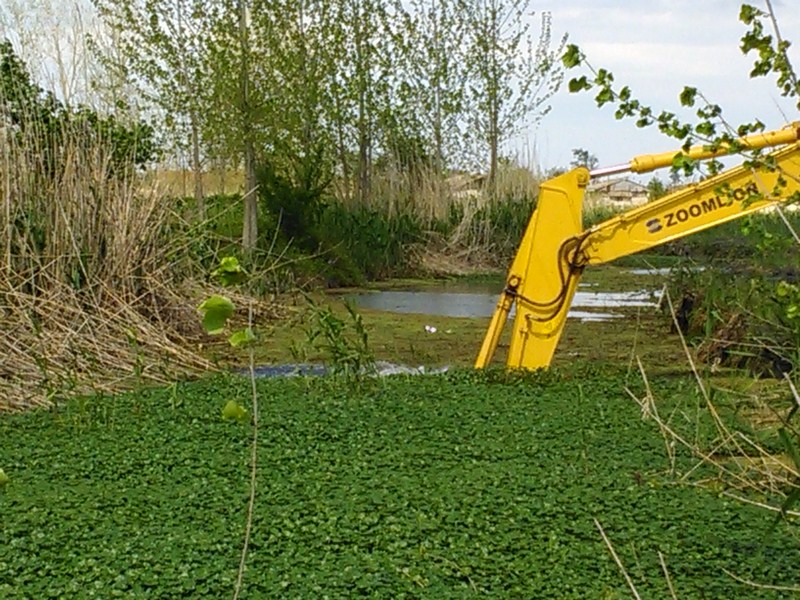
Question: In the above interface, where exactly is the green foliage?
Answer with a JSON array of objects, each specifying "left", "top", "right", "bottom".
[
  {"left": 228, "top": 328, "right": 256, "bottom": 348},
  {"left": 570, "top": 147, "right": 599, "bottom": 170},
  {"left": 297, "top": 297, "right": 375, "bottom": 381},
  {"left": 2, "top": 373, "right": 800, "bottom": 597},
  {"left": 0, "top": 40, "right": 159, "bottom": 175},
  {"left": 462, "top": 5, "right": 566, "bottom": 183},
  {"left": 197, "top": 295, "right": 235, "bottom": 335},
  {"left": 559, "top": 3, "right": 797, "bottom": 177},
  {"left": 391, "top": 0, "right": 466, "bottom": 172},
  {"left": 317, "top": 203, "right": 424, "bottom": 282},
  {"left": 198, "top": 257, "right": 256, "bottom": 349},
  {"left": 740, "top": 4, "right": 799, "bottom": 98},
  {"left": 584, "top": 204, "right": 623, "bottom": 228},
  {"left": 562, "top": 43, "right": 582, "bottom": 69},
  {"left": 211, "top": 256, "right": 247, "bottom": 287},
  {"left": 197, "top": 190, "right": 423, "bottom": 287},
  {"left": 456, "top": 193, "right": 537, "bottom": 262},
  {"left": 775, "top": 280, "right": 800, "bottom": 321},
  {"left": 221, "top": 399, "right": 248, "bottom": 423},
  {"left": 665, "top": 260, "right": 800, "bottom": 375},
  {"left": 647, "top": 176, "right": 668, "bottom": 201},
  {"left": 257, "top": 150, "right": 332, "bottom": 253}
]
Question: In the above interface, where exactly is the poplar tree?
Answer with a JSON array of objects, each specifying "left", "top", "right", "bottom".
[
  {"left": 461, "top": 1, "right": 566, "bottom": 188},
  {"left": 91, "top": 0, "right": 215, "bottom": 213},
  {"left": 392, "top": 0, "right": 467, "bottom": 173}
]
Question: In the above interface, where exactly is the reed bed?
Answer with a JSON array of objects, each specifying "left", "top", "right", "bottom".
[{"left": 0, "top": 88, "right": 226, "bottom": 411}]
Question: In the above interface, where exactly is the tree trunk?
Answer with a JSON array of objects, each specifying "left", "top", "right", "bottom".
[
  {"left": 243, "top": 139, "right": 258, "bottom": 250},
  {"left": 489, "top": 122, "right": 498, "bottom": 192},
  {"left": 239, "top": 0, "right": 258, "bottom": 252},
  {"left": 334, "top": 94, "right": 351, "bottom": 201},
  {"left": 191, "top": 116, "right": 205, "bottom": 221},
  {"left": 357, "top": 128, "right": 370, "bottom": 205}
]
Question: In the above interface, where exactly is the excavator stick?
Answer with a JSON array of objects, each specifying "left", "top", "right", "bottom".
[
  {"left": 475, "top": 168, "right": 590, "bottom": 370},
  {"left": 476, "top": 122, "right": 800, "bottom": 371}
]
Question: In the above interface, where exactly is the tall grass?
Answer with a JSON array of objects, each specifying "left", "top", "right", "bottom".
[
  {"left": 660, "top": 212, "right": 800, "bottom": 374},
  {"left": 0, "top": 69, "right": 214, "bottom": 411},
  {"left": 165, "top": 152, "right": 545, "bottom": 279},
  {"left": 362, "top": 160, "right": 541, "bottom": 270},
  {"left": 628, "top": 292, "right": 800, "bottom": 525}
]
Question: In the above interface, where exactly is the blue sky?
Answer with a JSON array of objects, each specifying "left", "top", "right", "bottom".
[{"left": 525, "top": 0, "right": 800, "bottom": 172}]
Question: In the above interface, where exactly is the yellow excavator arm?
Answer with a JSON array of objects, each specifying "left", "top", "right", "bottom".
[{"left": 476, "top": 123, "right": 800, "bottom": 370}]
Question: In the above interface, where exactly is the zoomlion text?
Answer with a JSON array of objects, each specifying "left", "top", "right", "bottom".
[{"left": 645, "top": 182, "right": 759, "bottom": 234}]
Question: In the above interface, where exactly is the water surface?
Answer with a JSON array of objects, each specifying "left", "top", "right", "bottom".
[{"left": 343, "top": 288, "right": 659, "bottom": 321}]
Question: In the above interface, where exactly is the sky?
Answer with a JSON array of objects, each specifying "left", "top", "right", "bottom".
[
  {"left": 525, "top": 0, "right": 800, "bottom": 174},
  {"left": 3, "top": 0, "right": 798, "bottom": 178}
]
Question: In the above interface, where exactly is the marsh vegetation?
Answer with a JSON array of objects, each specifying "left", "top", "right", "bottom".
[{"left": 2, "top": 0, "right": 800, "bottom": 596}]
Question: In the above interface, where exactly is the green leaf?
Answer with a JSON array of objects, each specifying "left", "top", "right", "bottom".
[
  {"left": 562, "top": 44, "right": 582, "bottom": 68},
  {"left": 679, "top": 86, "right": 697, "bottom": 107},
  {"left": 221, "top": 400, "right": 248, "bottom": 423},
  {"left": 568, "top": 76, "right": 591, "bottom": 93},
  {"left": 595, "top": 87, "right": 614, "bottom": 107},
  {"left": 695, "top": 121, "right": 716, "bottom": 137},
  {"left": 672, "top": 153, "right": 697, "bottom": 176},
  {"left": 211, "top": 256, "right": 247, "bottom": 287},
  {"left": 0, "top": 468, "right": 8, "bottom": 486},
  {"left": 198, "top": 295, "right": 235, "bottom": 335},
  {"left": 229, "top": 327, "right": 256, "bottom": 348},
  {"left": 739, "top": 4, "right": 763, "bottom": 25},
  {"left": 776, "top": 281, "right": 795, "bottom": 298}
]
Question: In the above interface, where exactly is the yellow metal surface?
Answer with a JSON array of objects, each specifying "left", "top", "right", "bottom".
[
  {"left": 476, "top": 125, "right": 800, "bottom": 371},
  {"left": 475, "top": 169, "right": 588, "bottom": 369},
  {"left": 629, "top": 123, "right": 799, "bottom": 174},
  {"left": 582, "top": 143, "right": 800, "bottom": 265}
]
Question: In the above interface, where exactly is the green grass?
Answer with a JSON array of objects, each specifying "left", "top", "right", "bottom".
[
  {"left": 209, "top": 263, "right": 685, "bottom": 373},
  {"left": 1, "top": 370, "right": 799, "bottom": 598}
]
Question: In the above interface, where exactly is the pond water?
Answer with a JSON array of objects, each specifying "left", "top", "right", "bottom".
[
  {"left": 342, "top": 285, "right": 660, "bottom": 321},
  {"left": 248, "top": 361, "right": 448, "bottom": 378}
]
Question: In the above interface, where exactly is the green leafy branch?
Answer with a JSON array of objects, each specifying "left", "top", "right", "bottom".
[
  {"left": 564, "top": 2, "right": 800, "bottom": 528},
  {"left": 295, "top": 296, "right": 375, "bottom": 387},
  {"left": 197, "top": 257, "right": 255, "bottom": 348},
  {"left": 197, "top": 255, "right": 258, "bottom": 600},
  {"left": 561, "top": 3, "right": 798, "bottom": 177}
]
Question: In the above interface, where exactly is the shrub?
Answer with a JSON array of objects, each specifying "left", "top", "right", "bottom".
[{"left": 317, "top": 203, "right": 424, "bottom": 282}]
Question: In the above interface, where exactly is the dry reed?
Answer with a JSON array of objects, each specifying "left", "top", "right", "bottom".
[
  {"left": 0, "top": 85, "right": 237, "bottom": 411},
  {"left": 625, "top": 288, "right": 800, "bottom": 505}
]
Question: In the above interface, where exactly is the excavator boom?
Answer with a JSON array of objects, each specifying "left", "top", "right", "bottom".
[{"left": 476, "top": 124, "right": 800, "bottom": 370}]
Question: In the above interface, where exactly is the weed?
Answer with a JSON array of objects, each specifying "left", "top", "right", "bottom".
[
  {"left": 296, "top": 296, "right": 376, "bottom": 385},
  {"left": 3, "top": 373, "right": 800, "bottom": 597}
]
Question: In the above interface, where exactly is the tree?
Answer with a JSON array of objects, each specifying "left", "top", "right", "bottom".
[
  {"left": 561, "top": 4, "right": 799, "bottom": 178},
  {"left": 646, "top": 176, "right": 667, "bottom": 201},
  {"left": 570, "top": 147, "right": 598, "bottom": 170},
  {"left": 91, "top": 0, "right": 216, "bottom": 215},
  {"left": 392, "top": 0, "right": 467, "bottom": 173},
  {"left": 0, "top": 40, "right": 158, "bottom": 177},
  {"left": 324, "top": 0, "right": 394, "bottom": 205},
  {"left": 236, "top": 0, "right": 258, "bottom": 250},
  {"left": 0, "top": 0, "right": 96, "bottom": 105},
  {"left": 462, "top": 3, "right": 566, "bottom": 188}
]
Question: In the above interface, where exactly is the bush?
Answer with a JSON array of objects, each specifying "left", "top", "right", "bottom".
[
  {"left": 317, "top": 203, "right": 424, "bottom": 282},
  {"left": 665, "top": 264, "right": 800, "bottom": 376},
  {"left": 257, "top": 153, "right": 330, "bottom": 254}
]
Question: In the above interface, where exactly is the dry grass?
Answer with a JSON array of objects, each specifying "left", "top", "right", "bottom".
[
  {"left": 625, "top": 288, "right": 800, "bottom": 506},
  {"left": 0, "top": 99, "right": 247, "bottom": 411},
  {"left": 145, "top": 166, "right": 245, "bottom": 197}
]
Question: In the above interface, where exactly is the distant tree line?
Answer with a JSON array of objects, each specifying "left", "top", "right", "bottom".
[{"left": 84, "top": 0, "right": 566, "bottom": 249}]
